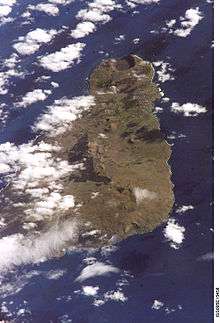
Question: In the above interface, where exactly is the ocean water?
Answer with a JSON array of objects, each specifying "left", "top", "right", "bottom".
[{"left": 0, "top": 0, "right": 213, "bottom": 322}]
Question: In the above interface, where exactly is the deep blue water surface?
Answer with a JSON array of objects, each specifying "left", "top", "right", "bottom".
[{"left": 0, "top": 0, "right": 213, "bottom": 322}]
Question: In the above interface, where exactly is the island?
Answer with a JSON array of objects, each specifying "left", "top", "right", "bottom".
[{"left": 58, "top": 54, "right": 174, "bottom": 246}]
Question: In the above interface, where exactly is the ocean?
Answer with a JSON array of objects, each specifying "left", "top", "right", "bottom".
[{"left": 0, "top": 0, "right": 213, "bottom": 321}]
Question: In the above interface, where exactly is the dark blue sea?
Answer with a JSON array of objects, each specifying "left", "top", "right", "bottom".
[{"left": 0, "top": 0, "right": 213, "bottom": 322}]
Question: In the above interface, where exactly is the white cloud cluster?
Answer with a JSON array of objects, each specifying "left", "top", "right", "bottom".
[
  {"left": 0, "top": 94, "right": 99, "bottom": 267},
  {"left": 0, "top": 53, "right": 21, "bottom": 95},
  {"left": 0, "top": 0, "right": 16, "bottom": 18},
  {"left": 171, "top": 102, "right": 207, "bottom": 117},
  {"left": 126, "top": 0, "right": 159, "bottom": 8},
  {"left": 45, "top": 269, "right": 66, "bottom": 280},
  {"left": 0, "top": 140, "right": 78, "bottom": 226},
  {"left": 75, "top": 283, "right": 128, "bottom": 307},
  {"left": 71, "top": 21, "right": 96, "bottom": 39},
  {"left": 24, "top": 192, "right": 75, "bottom": 222},
  {"left": 0, "top": 103, "right": 9, "bottom": 126},
  {"left": 163, "top": 219, "right": 185, "bottom": 249},
  {"left": 153, "top": 61, "right": 175, "bottom": 83},
  {"left": 71, "top": 0, "right": 122, "bottom": 39},
  {"left": 0, "top": 95, "right": 95, "bottom": 243},
  {"left": 92, "top": 289, "right": 128, "bottom": 306},
  {"left": 167, "top": 131, "right": 186, "bottom": 140},
  {"left": 77, "top": 0, "right": 121, "bottom": 23},
  {"left": 114, "top": 34, "right": 125, "bottom": 43},
  {"left": 0, "top": 270, "right": 41, "bottom": 298},
  {"left": 0, "top": 219, "right": 79, "bottom": 272},
  {"left": 0, "top": 5, "right": 11, "bottom": 17},
  {"left": 166, "top": 7, "right": 203, "bottom": 37},
  {"left": 75, "top": 262, "right": 120, "bottom": 282},
  {"left": 151, "top": 300, "right": 182, "bottom": 314},
  {"left": 13, "top": 28, "right": 57, "bottom": 56},
  {"left": 49, "top": 0, "right": 74, "bottom": 4},
  {"left": 165, "top": 305, "right": 182, "bottom": 315},
  {"left": 23, "top": 0, "right": 74, "bottom": 19},
  {"left": 104, "top": 289, "right": 127, "bottom": 302},
  {"left": 82, "top": 285, "right": 100, "bottom": 296},
  {"left": 152, "top": 300, "right": 164, "bottom": 310},
  {"left": 15, "top": 89, "right": 51, "bottom": 108},
  {"left": 34, "top": 95, "right": 95, "bottom": 136},
  {"left": 38, "top": 43, "right": 85, "bottom": 72},
  {"left": 0, "top": 135, "right": 85, "bottom": 272},
  {"left": 28, "top": 3, "right": 59, "bottom": 16},
  {"left": 176, "top": 205, "right": 194, "bottom": 214}
]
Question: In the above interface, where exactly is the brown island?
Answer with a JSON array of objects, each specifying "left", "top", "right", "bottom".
[{"left": 58, "top": 54, "right": 174, "bottom": 246}]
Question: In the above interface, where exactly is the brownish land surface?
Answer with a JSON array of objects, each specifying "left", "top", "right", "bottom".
[{"left": 58, "top": 54, "right": 174, "bottom": 245}]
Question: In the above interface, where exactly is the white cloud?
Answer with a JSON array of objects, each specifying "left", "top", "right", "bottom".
[
  {"left": 0, "top": 270, "right": 41, "bottom": 298},
  {"left": 71, "top": 21, "right": 96, "bottom": 39},
  {"left": 166, "top": 19, "right": 176, "bottom": 28},
  {"left": 82, "top": 285, "right": 99, "bottom": 296},
  {"left": 171, "top": 102, "right": 207, "bottom": 117},
  {"left": 0, "top": 0, "right": 16, "bottom": 20},
  {"left": 133, "top": 187, "right": 157, "bottom": 204},
  {"left": 163, "top": 219, "right": 185, "bottom": 249},
  {"left": 114, "top": 34, "right": 125, "bottom": 42},
  {"left": 0, "top": 16, "right": 14, "bottom": 26},
  {"left": 153, "top": 61, "right": 175, "bottom": 83},
  {"left": 104, "top": 289, "right": 127, "bottom": 302},
  {"left": 0, "top": 217, "right": 6, "bottom": 228},
  {"left": 49, "top": 0, "right": 73, "bottom": 4},
  {"left": 15, "top": 89, "right": 51, "bottom": 108},
  {"left": 127, "top": 0, "right": 159, "bottom": 7},
  {"left": 0, "top": 53, "right": 22, "bottom": 95},
  {"left": 75, "top": 262, "right": 120, "bottom": 282},
  {"left": 51, "top": 81, "right": 59, "bottom": 88},
  {"left": 38, "top": 43, "right": 85, "bottom": 72},
  {"left": 2, "top": 143, "right": 71, "bottom": 189},
  {"left": 23, "top": 0, "right": 73, "bottom": 18},
  {"left": 24, "top": 192, "right": 75, "bottom": 221},
  {"left": 0, "top": 5, "right": 11, "bottom": 17},
  {"left": 0, "top": 96, "right": 94, "bottom": 237},
  {"left": 0, "top": 219, "right": 79, "bottom": 272},
  {"left": 165, "top": 305, "right": 182, "bottom": 315},
  {"left": 77, "top": 9, "right": 110, "bottom": 22},
  {"left": 13, "top": 28, "right": 57, "bottom": 56},
  {"left": 0, "top": 161, "right": 11, "bottom": 173},
  {"left": 70, "top": 0, "right": 124, "bottom": 40},
  {"left": 152, "top": 300, "right": 164, "bottom": 310},
  {"left": 0, "top": 68, "right": 20, "bottom": 94},
  {"left": 82, "top": 257, "right": 97, "bottom": 265},
  {"left": 0, "top": 103, "right": 9, "bottom": 126},
  {"left": 132, "top": 38, "right": 140, "bottom": 44},
  {"left": 197, "top": 252, "right": 213, "bottom": 262},
  {"left": 93, "top": 299, "right": 105, "bottom": 306},
  {"left": 34, "top": 95, "right": 95, "bottom": 136},
  {"left": 167, "top": 131, "right": 186, "bottom": 140},
  {"left": 92, "top": 289, "right": 127, "bottom": 306},
  {"left": 76, "top": 0, "right": 121, "bottom": 23},
  {"left": 29, "top": 3, "right": 59, "bottom": 16},
  {"left": 176, "top": 205, "right": 194, "bottom": 214},
  {"left": 166, "top": 7, "right": 203, "bottom": 37},
  {"left": 45, "top": 269, "right": 66, "bottom": 280},
  {"left": 151, "top": 300, "right": 182, "bottom": 314},
  {"left": 0, "top": 140, "right": 78, "bottom": 229}
]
